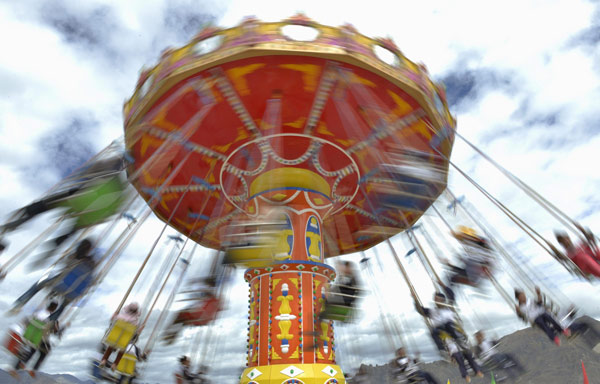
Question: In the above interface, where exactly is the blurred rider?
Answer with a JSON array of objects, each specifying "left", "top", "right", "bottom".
[
  {"left": 392, "top": 347, "right": 439, "bottom": 384},
  {"left": 444, "top": 226, "right": 494, "bottom": 287},
  {"left": 555, "top": 231, "right": 600, "bottom": 278},
  {"left": 515, "top": 287, "right": 570, "bottom": 345},
  {"left": 415, "top": 286, "right": 467, "bottom": 354}
]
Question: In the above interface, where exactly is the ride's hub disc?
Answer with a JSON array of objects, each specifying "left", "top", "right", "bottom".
[
  {"left": 124, "top": 17, "right": 455, "bottom": 257},
  {"left": 222, "top": 134, "right": 359, "bottom": 219}
]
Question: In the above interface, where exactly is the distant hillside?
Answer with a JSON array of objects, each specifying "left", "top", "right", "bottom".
[
  {"left": 0, "top": 368, "right": 94, "bottom": 384},
  {"left": 353, "top": 316, "right": 600, "bottom": 383},
  {"left": 4, "top": 317, "right": 599, "bottom": 383}
]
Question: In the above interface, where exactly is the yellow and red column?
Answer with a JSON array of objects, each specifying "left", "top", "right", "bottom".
[{"left": 240, "top": 169, "right": 346, "bottom": 384}]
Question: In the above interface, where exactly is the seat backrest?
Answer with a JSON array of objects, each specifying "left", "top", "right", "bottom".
[
  {"left": 187, "top": 299, "right": 219, "bottom": 326},
  {"left": 324, "top": 304, "right": 353, "bottom": 323},
  {"left": 67, "top": 177, "right": 126, "bottom": 227},
  {"left": 91, "top": 361, "right": 107, "bottom": 379},
  {"left": 104, "top": 320, "right": 137, "bottom": 350},
  {"left": 116, "top": 353, "right": 137, "bottom": 376},
  {"left": 23, "top": 319, "right": 47, "bottom": 347},
  {"left": 174, "top": 374, "right": 183, "bottom": 384},
  {"left": 5, "top": 330, "right": 24, "bottom": 356}
]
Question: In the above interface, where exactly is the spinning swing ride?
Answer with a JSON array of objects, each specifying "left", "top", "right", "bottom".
[
  {"left": 1, "top": 13, "right": 598, "bottom": 384},
  {"left": 123, "top": 14, "right": 453, "bottom": 383}
]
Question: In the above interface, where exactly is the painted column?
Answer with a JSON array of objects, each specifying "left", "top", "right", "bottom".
[{"left": 240, "top": 169, "right": 346, "bottom": 384}]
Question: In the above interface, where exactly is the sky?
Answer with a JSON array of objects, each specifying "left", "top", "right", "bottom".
[{"left": 0, "top": 0, "right": 599, "bottom": 382}]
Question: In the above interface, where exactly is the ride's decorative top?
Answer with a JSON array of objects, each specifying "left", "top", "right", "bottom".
[{"left": 123, "top": 14, "right": 455, "bottom": 256}]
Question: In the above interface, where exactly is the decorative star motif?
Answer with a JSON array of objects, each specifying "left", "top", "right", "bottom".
[
  {"left": 322, "top": 366, "right": 338, "bottom": 377},
  {"left": 280, "top": 365, "right": 304, "bottom": 378},
  {"left": 246, "top": 368, "right": 262, "bottom": 379}
]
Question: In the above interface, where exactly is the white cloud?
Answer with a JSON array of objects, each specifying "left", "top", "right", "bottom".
[{"left": 0, "top": 0, "right": 599, "bottom": 382}]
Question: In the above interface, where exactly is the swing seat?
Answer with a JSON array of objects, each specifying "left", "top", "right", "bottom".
[
  {"left": 103, "top": 320, "right": 137, "bottom": 350},
  {"left": 223, "top": 245, "right": 274, "bottom": 268},
  {"left": 379, "top": 149, "right": 447, "bottom": 182},
  {"left": 438, "top": 328, "right": 469, "bottom": 352},
  {"left": 116, "top": 353, "right": 137, "bottom": 376},
  {"left": 450, "top": 274, "right": 478, "bottom": 287},
  {"left": 175, "top": 373, "right": 184, "bottom": 384},
  {"left": 222, "top": 217, "right": 290, "bottom": 268},
  {"left": 180, "top": 297, "right": 221, "bottom": 327},
  {"left": 321, "top": 304, "right": 354, "bottom": 323},
  {"left": 375, "top": 162, "right": 445, "bottom": 195},
  {"left": 4, "top": 330, "right": 25, "bottom": 357},
  {"left": 63, "top": 176, "right": 127, "bottom": 228},
  {"left": 448, "top": 263, "right": 490, "bottom": 288},
  {"left": 372, "top": 187, "right": 432, "bottom": 213},
  {"left": 23, "top": 318, "right": 47, "bottom": 348},
  {"left": 92, "top": 360, "right": 116, "bottom": 381},
  {"left": 91, "top": 360, "right": 104, "bottom": 379},
  {"left": 52, "top": 263, "right": 95, "bottom": 302}
]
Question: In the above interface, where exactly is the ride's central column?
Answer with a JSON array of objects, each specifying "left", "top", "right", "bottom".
[{"left": 240, "top": 168, "right": 346, "bottom": 384}]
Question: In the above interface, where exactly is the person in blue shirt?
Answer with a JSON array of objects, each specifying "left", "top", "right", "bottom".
[{"left": 9, "top": 238, "right": 98, "bottom": 320}]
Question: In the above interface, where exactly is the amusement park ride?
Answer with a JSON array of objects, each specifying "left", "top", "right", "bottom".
[
  {"left": 1, "top": 13, "right": 597, "bottom": 384},
  {"left": 122, "top": 13, "right": 453, "bottom": 383}
]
